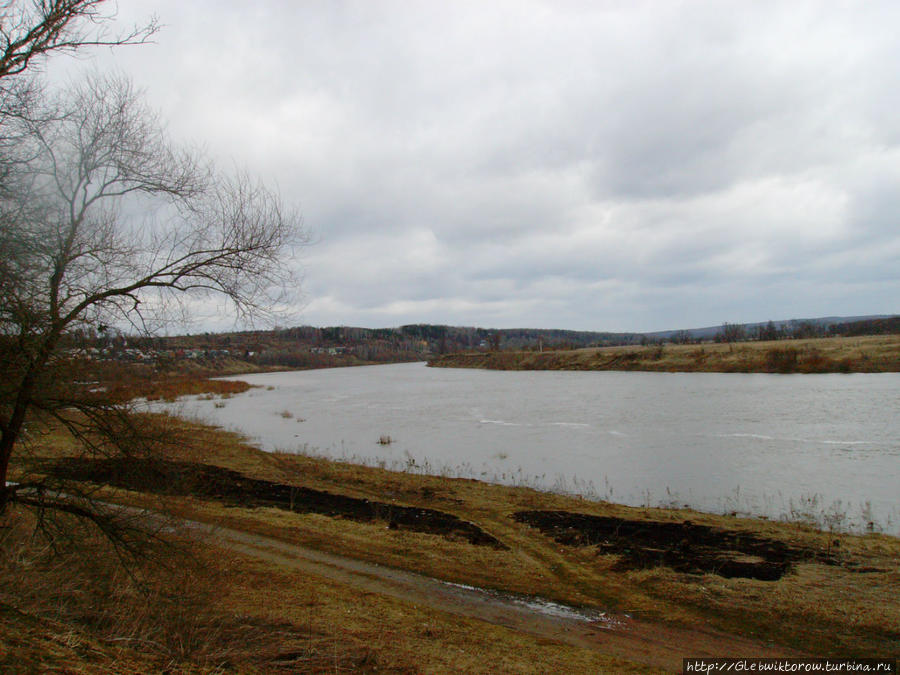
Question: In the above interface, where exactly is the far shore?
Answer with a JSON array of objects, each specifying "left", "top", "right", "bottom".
[{"left": 428, "top": 334, "right": 900, "bottom": 373}]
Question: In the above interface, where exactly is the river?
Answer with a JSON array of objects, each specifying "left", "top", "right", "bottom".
[{"left": 156, "top": 362, "right": 900, "bottom": 534}]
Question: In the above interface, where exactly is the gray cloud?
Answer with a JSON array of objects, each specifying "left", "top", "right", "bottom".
[{"left": 53, "top": 0, "right": 900, "bottom": 331}]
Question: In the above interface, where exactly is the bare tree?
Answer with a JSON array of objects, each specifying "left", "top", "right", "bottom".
[
  {"left": 1, "top": 0, "right": 156, "bottom": 253},
  {"left": 669, "top": 330, "right": 694, "bottom": 345},
  {"left": 0, "top": 72, "right": 305, "bottom": 513},
  {"left": 0, "top": 0, "right": 158, "bottom": 81},
  {"left": 715, "top": 322, "right": 746, "bottom": 344}
]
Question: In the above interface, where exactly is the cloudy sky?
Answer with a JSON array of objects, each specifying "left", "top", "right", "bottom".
[{"left": 58, "top": 0, "right": 900, "bottom": 332}]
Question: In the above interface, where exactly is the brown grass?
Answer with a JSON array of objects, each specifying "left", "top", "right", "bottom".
[
  {"left": 7, "top": 411, "right": 900, "bottom": 671},
  {"left": 430, "top": 335, "right": 900, "bottom": 373},
  {"left": 59, "top": 357, "right": 262, "bottom": 405},
  {"left": 108, "top": 376, "right": 252, "bottom": 403},
  {"left": 213, "top": 448, "right": 900, "bottom": 658},
  {"left": 0, "top": 509, "right": 384, "bottom": 673}
]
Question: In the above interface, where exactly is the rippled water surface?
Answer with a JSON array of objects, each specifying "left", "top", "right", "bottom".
[{"left": 158, "top": 362, "right": 900, "bottom": 533}]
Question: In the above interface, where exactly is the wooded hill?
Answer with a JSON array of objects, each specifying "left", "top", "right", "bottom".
[{"left": 57, "top": 315, "right": 898, "bottom": 371}]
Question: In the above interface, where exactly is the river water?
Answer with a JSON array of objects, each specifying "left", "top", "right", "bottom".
[{"left": 157, "top": 362, "right": 900, "bottom": 534}]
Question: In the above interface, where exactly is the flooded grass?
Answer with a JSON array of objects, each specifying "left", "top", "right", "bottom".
[
  {"left": 156, "top": 361, "right": 900, "bottom": 536},
  {"left": 266, "top": 444, "right": 898, "bottom": 535}
]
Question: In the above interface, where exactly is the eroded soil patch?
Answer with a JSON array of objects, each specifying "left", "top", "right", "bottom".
[
  {"left": 513, "top": 510, "right": 838, "bottom": 581},
  {"left": 48, "top": 458, "right": 506, "bottom": 549}
]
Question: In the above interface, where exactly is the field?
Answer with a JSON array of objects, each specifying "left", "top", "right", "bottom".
[
  {"left": 3, "top": 397, "right": 899, "bottom": 673},
  {"left": 429, "top": 334, "right": 900, "bottom": 373}
]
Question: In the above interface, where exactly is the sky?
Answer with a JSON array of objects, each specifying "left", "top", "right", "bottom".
[{"left": 50, "top": 0, "right": 900, "bottom": 332}]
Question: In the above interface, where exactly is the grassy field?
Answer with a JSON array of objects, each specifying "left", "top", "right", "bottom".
[
  {"left": 429, "top": 334, "right": 900, "bottom": 373},
  {"left": 3, "top": 401, "right": 899, "bottom": 673}
]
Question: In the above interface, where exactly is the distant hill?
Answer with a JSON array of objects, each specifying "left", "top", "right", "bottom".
[
  {"left": 80, "top": 315, "right": 898, "bottom": 371},
  {"left": 645, "top": 315, "right": 898, "bottom": 342}
]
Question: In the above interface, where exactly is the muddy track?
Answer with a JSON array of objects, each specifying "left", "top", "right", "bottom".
[
  {"left": 43, "top": 461, "right": 804, "bottom": 669},
  {"left": 183, "top": 520, "right": 802, "bottom": 672}
]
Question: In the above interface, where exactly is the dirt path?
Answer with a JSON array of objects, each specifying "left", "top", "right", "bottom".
[{"left": 185, "top": 520, "right": 802, "bottom": 672}]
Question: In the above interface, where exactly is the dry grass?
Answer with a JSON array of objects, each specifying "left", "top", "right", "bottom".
[
  {"left": 0, "top": 509, "right": 383, "bottom": 673},
  {"left": 110, "top": 376, "right": 252, "bottom": 403},
  {"left": 7, "top": 412, "right": 900, "bottom": 671},
  {"left": 238, "top": 451, "right": 900, "bottom": 658},
  {"left": 431, "top": 334, "right": 900, "bottom": 373},
  {"left": 219, "top": 554, "right": 651, "bottom": 675}
]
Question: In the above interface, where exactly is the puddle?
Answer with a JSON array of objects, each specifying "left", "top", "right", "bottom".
[{"left": 440, "top": 580, "right": 628, "bottom": 629}]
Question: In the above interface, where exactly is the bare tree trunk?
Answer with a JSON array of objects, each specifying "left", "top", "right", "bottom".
[
  {"left": 0, "top": 323, "right": 63, "bottom": 511},
  {"left": 0, "top": 434, "right": 11, "bottom": 511},
  {"left": 1, "top": 358, "right": 45, "bottom": 511}
]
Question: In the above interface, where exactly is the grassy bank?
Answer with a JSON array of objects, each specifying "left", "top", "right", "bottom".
[
  {"left": 4, "top": 405, "right": 899, "bottom": 672},
  {"left": 429, "top": 334, "right": 900, "bottom": 373},
  {"left": 80, "top": 354, "right": 422, "bottom": 404}
]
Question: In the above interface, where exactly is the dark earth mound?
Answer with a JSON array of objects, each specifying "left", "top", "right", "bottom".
[
  {"left": 513, "top": 510, "right": 839, "bottom": 581},
  {"left": 48, "top": 457, "right": 506, "bottom": 549}
]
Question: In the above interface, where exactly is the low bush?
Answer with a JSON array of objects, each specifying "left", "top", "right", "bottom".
[{"left": 764, "top": 347, "right": 799, "bottom": 373}]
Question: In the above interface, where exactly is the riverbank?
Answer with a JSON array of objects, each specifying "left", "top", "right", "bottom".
[
  {"left": 428, "top": 334, "right": 900, "bottom": 373},
  {"left": 4, "top": 408, "right": 899, "bottom": 672}
]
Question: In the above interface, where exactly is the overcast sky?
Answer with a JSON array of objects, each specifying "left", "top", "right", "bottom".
[{"left": 58, "top": 0, "right": 900, "bottom": 332}]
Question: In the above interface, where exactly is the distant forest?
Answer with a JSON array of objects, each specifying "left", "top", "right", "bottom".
[
  {"left": 59, "top": 315, "right": 900, "bottom": 371},
  {"left": 828, "top": 316, "right": 900, "bottom": 336}
]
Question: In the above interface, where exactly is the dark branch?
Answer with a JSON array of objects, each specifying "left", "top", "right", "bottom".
[{"left": 0, "top": 0, "right": 159, "bottom": 80}]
